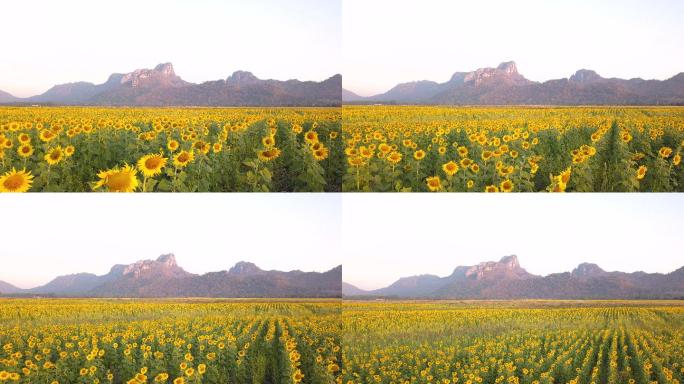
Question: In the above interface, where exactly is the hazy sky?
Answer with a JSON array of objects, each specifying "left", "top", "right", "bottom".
[
  {"left": 343, "top": 0, "right": 684, "bottom": 96},
  {"left": 0, "top": 0, "right": 341, "bottom": 97},
  {"left": 343, "top": 194, "right": 684, "bottom": 290},
  {"left": 0, "top": 194, "right": 342, "bottom": 289}
]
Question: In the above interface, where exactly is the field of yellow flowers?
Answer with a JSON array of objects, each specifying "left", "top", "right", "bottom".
[
  {"left": 0, "top": 107, "right": 342, "bottom": 192},
  {"left": 342, "top": 106, "right": 684, "bottom": 192},
  {"left": 343, "top": 301, "right": 684, "bottom": 384},
  {"left": 0, "top": 299, "right": 341, "bottom": 384}
]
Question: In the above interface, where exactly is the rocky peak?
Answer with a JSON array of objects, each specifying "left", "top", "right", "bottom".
[
  {"left": 116, "top": 254, "right": 188, "bottom": 279},
  {"left": 464, "top": 255, "right": 531, "bottom": 280},
  {"left": 572, "top": 263, "right": 607, "bottom": 277},
  {"left": 463, "top": 61, "right": 527, "bottom": 86},
  {"left": 120, "top": 63, "right": 185, "bottom": 88},
  {"left": 499, "top": 255, "right": 520, "bottom": 269},
  {"left": 497, "top": 61, "right": 518, "bottom": 74},
  {"left": 156, "top": 253, "right": 177, "bottom": 267},
  {"left": 154, "top": 63, "right": 176, "bottom": 76},
  {"left": 228, "top": 261, "right": 263, "bottom": 276},
  {"left": 570, "top": 69, "right": 604, "bottom": 84},
  {"left": 226, "top": 70, "right": 259, "bottom": 86}
]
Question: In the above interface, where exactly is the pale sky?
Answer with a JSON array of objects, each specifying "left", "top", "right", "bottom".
[
  {"left": 343, "top": 0, "right": 684, "bottom": 96},
  {"left": 0, "top": 194, "right": 342, "bottom": 289},
  {"left": 0, "top": 0, "right": 341, "bottom": 98},
  {"left": 343, "top": 194, "right": 684, "bottom": 290}
]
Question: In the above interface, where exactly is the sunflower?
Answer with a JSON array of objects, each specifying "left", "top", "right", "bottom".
[
  {"left": 17, "top": 144, "right": 34, "bottom": 158},
  {"left": 0, "top": 168, "right": 34, "bottom": 193},
  {"left": 44, "top": 146, "right": 64, "bottom": 165},
  {"left": 173, "top": 150, "right": 195, "bottom": 168},
  {"left": 292, "top": 369, "right": 304, "bottom": 383},
  {"left": 659, "top": 147, "right": 673, "bottom": 158},
  {"left": 386, "top": 151, "right": 402, "bottom": 164},
  {"left": 18, "top": 133, "right": 31, "bottom": 144},
  {"left": 197, "top": 364, "right": 206, "bottom": 375},
  {"left": 414, "top": 150, "right": 426, "bottom": 160},
  {"left": 64, "top": 145, "right": 75, "bottom": 157},
  {"left": 93, "top": 164, "right": 139, "bottom": 192},
  {"left": 136, "top": 153, "right": 167, "bottom": 178},
  {"left": 426, "top": 176, "right": 442, "bottom": 191},
  {"left": 636, "top": 165, "right": 647, "bottom": 180},
  {"left": 559, "top": 167, "right": 572, "bottom": 184},
  {"left": 304, "top": 130, "right": 318, "bottom": 144},
  {"left": 442, "top": 161, "right": 459, "bottom": 176},
  {"left": 257, "top": 147, "right": 281, "bottom": 162},
  {"left": 467, "top": 180, "right": 474, "bottom": 189},
  {"left": 481, "top": 150, "right": 493, "bottom": 161},
  {"left": 500, "top": 179, "right": 514, "bottom": 192},
  {"left": 213, "top": 143, "right": 222, "bottom": 153},
  {"left": 348, "top": 157, "right": 365, "bottom": 167},
  {"left": 312, "top": 147, "right": 329, "bottom": 161},
  {"left": 292, "top": 124, "right": 303, "bottom": 134},
  {"left": 674, "top": 153, "right": 681, "bottom": 166},
  {"left": 39, "top": 129, "right": 55, "bottom": 142},
  {"left": 485, "top": 185, "right": 499, "bottom": 193},
  {"left": 167, "top": 140, "right": 180, "bottom": 152},
  {"left": 457, "top": 146, "right": 468, "bottom": 157},
  {"left": 262, "top": 135, "right": 276, "bottom": 148}
]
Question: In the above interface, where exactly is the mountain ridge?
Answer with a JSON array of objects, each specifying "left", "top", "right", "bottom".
[
  {"left": 343, "top": 61, "right": 684, "bottom": 105},
  {"left": 1, "top": 253, "right": 341, "bottom": 298},
  {"left": 1, "top": 63, "right": 341, "bottom": 106},
  {"left": 344, "top": 255, "right": 684, "bottom": 299}
]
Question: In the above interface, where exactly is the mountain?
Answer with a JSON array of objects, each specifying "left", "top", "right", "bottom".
[
  {"left": 3, "top": 254, "right": 341, "bottom": 298},
  {"left": 350, "top": 61, "right": 684, "bottom": 105},
  {"left": 344, "top": 255, "right": 684, "bottom": 299},
  {"left": 0, "top": 90, "right": 18, "bottom": 103},
  {"left": 5, "top": 63, "right": 341, "bottom": 106},
  {"left": 342, "top": 282, "right": 368, "bottom": 296},
  {"left": 342, "top": 88, "right": 366, "bottom": 102},
  {"left": 0, "top": 280, "right": 22, "bottom": 294}
]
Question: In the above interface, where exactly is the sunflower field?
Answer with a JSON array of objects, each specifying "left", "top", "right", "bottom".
[
  {"left": 342, "top": 106, "right": 684, "bottom": 192},
  {"left": 0, "top": 107, "right": 342, "bottom": 192},
  {"left": 0, "top": 299, "right": 341, "bottom": 384},
  {"left": 343, "top": 301, "right": 684, "bottom": 384}
]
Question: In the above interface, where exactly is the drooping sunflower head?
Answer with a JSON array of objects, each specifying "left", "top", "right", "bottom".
[
  {"left": 257, "top": 147, "right": 282, "bottom": 162},
  {"left": 137, "top": 153, "right": 168, "bottom": 177},
  {"left": 93, "top": 164, "right": 139, "bottom": 192},
  {"left": 44, "top": 146, "right": 64, "bottom": 165},
  {"left": 173, "top": 150, "right": 195, "bottom": 168},
  {"left": 0, "top": 168, "right": 34, "bottom": 193}
]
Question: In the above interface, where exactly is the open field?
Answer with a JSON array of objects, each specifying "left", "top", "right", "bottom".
[
  {"left": 342, "top": 106, "right": 684, "bottom": 192},
  {"left": 0, "top": 299, "right": 341, "bottom": 383},
  {"left": 343, "top": 300, "right": 684, "bottom": 384},
  {"left": 0, "top": 107, "right": 342, "bottom": 192}
]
